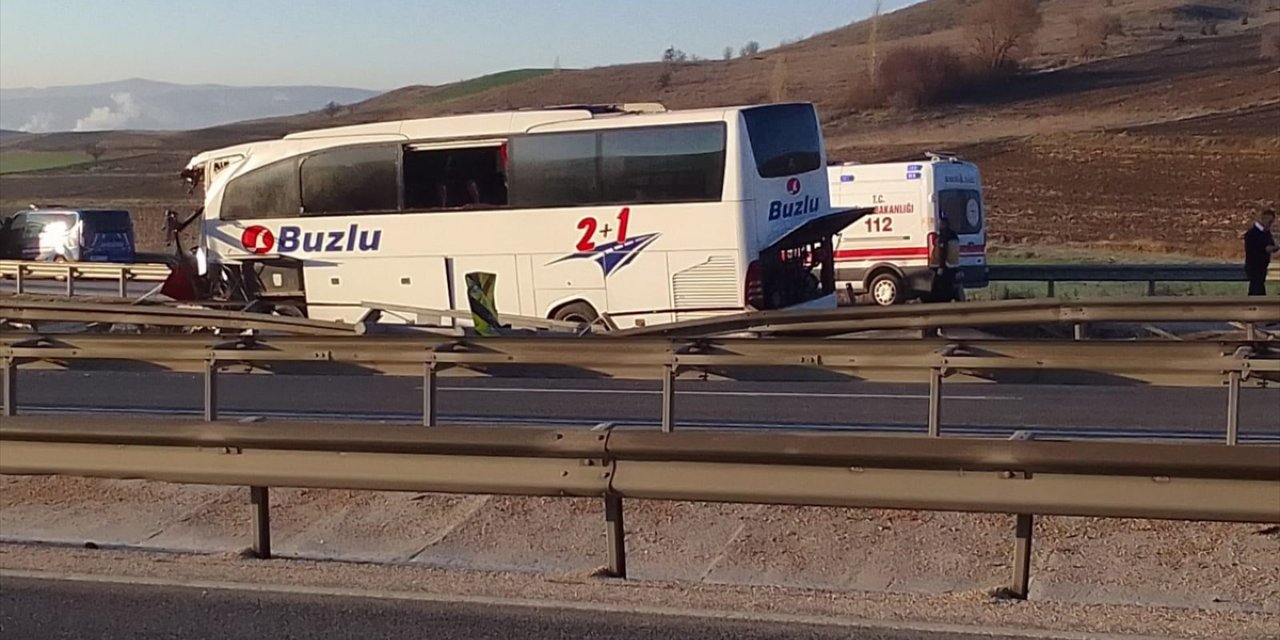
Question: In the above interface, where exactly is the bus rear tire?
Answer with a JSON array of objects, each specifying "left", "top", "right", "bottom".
[
  {"left": 868, "top": 272, "right": 903, "bottom": 307},
  {"left": 551, "top": 301, "right": 599, "bottom": 325}
]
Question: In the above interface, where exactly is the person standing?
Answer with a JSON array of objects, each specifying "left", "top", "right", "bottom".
[
  {"left": 932, "top": 217, "right": 962, "bottom": 302},
  {"left": 1244, "top": 208, "right": 1277, "bottom": 296}
]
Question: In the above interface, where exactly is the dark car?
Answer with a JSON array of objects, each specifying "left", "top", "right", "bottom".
[{"left": 0, "top": 208, "right": 136, "bottom": 263}]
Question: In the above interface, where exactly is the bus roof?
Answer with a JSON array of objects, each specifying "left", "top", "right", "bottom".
[{"left": 187, "top": 103, "right": 806, "bottom": 168}]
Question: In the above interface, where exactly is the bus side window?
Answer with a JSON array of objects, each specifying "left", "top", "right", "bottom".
[
  {"left": 300, "top": 145, "right": 399, "bottom": 216},
  {"left": 403, "top": 146, "right": 508, "bottom": 211},
  {"left": 222, "top": 158, "right": 301, "bottom": 221}
]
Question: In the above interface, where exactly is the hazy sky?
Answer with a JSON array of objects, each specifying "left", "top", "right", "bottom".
[{"left": 0, "top": 0, "right": 921, "bottom": 90}]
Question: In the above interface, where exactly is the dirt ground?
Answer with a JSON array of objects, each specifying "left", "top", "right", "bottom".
[{"left": 1, "top": 4, "right": 1277, "bottom": 258}]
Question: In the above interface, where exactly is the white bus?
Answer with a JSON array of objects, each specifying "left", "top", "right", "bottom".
[
  {"left": 828, "top": 155, "right": 988, "bottom": 306},
  {"left": 176, "top": 102, "right": 866, "bottom": 328}
]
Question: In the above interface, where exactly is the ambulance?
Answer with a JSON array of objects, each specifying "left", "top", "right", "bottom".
[{"left": 827, "top": 153, "right": 988, "bottom": 305}]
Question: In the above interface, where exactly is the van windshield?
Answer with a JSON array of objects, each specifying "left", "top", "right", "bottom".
[
  {"left": 742, "top": 104, "right": 822, "bottom": 178},
  {"left": 938, "top": 190, "right": 982, "bottom": 234},
  {"left": 81, "top": 210, "right": 133, "bottom": 234}
]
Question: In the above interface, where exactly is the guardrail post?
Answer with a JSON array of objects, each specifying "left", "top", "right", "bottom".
[
  {"left": 604, "top": 495, "right": 626, "bottom": 578},
  {"left": 661, "top": 364, "right": 676, "bottom": 433},
  {"left": 1245, "top": 323, "right": 1257, "bottom": 342},
  {"left": 118, "top": 269, "right": 129, "bottom": 298},
  {"left": 927, "top": 367, "right": 943, "bottom": 437},
  {"left": 1046, "top": 281, "right": 1055, "bottom": 298},
  {"left": 1010, "top": 513, "right": 1034, "bottom": 600},
  {"left": 1146, "top": 280, "right": 1157, "bottom": 297},
  {"left": 203, "top": 358, "right": 219, "bottom": 422},
  {"left": 14, "top": 264, "right": 23, "bottom": 294},
  {"left": 250, "top": 485, "right": 272, "bottom": 559},
  {"left": 422, "top": 362, "right": 438, "bottom": 427},
  {"left": 2, "top": 357, "right": 15, "bottom": 417},
  {"left": 1226, "top": 371, "right": 1241, "bottom": 446},
  {"left": 64, "top": 265, "right": 74, "bottom": 296},
  {"left": 1072, "top": 322, "right": 1086, "bottom": 341}
]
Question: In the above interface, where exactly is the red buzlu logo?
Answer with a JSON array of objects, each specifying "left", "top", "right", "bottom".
[
  {"left": 241, "top": 225, "right": 275, "bottom": 254},
  {"left": 786, "top": 177, "right": 802, "bottom": 195}
]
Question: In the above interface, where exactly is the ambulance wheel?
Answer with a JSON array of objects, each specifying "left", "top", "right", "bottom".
[
  {"left": 868, "top": 272, "right": 903, "bottom": 306},
  {"left": 552, "top": 301, "right": 599, "bottom": 325}
]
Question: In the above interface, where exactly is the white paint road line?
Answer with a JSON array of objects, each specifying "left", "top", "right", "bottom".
[{"left": 431, "top": 386, "right": 1021, "bottom": 401}]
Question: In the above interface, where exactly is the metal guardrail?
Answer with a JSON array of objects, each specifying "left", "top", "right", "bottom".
[
  {"left": 616, "top": 296, "right": 1280, "bottom": 338},
  {"left": 0, "top": 298, "right": 358, "bottom": 336},
  {"left": 2, "top": 416, "right": 1276, "bottom": 599},
  {"left": 987, "top": 263, "right": 1280, "bottom": 297},
  {"left": 3, "top": 332, "right": 1276, "bottom": 442},
  {"left": 0, "top": 260, "right": 170, "bottom": 297}
]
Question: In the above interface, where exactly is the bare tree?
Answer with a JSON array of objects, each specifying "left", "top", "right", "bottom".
[
  {"left": 85, "top": 143, "right": 105, "bottom": 166},
  {"left": 965, "top": 0, "right": 1043, "bottom": 71},
  {"left": 1072, "top": 12, "right": 1123, "bottom": 58},
  {"left": 740, "top": 41, "right": 761, "bottom": 58},
  {"left": 662, "top": 46, "right": 688, "bottom": 64},
  {"left": 723, "top": 46, "right": 734, "bottom": 61},
  {"left": 868, "top": 0, "right": 883, "bottom": 80},
  {"left": 657, "top": 69, "right": 673, "bottom": 90},
  {"left": 553, "top": 56, "right": 562, "bottom": 73},
  {"left": 323, "top": 101, "right": 342, "bottom": 118}
]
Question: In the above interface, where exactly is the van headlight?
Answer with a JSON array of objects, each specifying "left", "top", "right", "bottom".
[{"left": 195, "top": 247, "right": 208, "bottom": 276}]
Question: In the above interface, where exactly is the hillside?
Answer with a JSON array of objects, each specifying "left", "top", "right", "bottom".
[{"left": 1, "top": 0, "right": 1277, "bottom": 257}]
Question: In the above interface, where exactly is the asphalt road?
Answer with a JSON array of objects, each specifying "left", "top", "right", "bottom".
[
  {"left": 0, "top": 577, "right": 1036, "bottom": 640},
  {"left": 13, "top": 369, "right": 1280, "bottom": 441}
]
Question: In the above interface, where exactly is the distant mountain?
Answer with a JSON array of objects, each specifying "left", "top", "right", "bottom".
[{"left": 0, "top": 78, "right": 380, "bottom": 133}]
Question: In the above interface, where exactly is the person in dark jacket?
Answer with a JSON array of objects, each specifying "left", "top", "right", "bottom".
[{"left": 1244, "top": 209, "right": 1277, "bottom": 296}]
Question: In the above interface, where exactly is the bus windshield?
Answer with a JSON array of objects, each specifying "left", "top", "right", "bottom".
[{"left": 742, "top": 104, "right": 822, "bottom": 178}]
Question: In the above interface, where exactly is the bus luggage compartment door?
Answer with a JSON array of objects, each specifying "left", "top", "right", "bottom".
[{"left": 303, "top": 256, "right": 451, "bottom": 325}]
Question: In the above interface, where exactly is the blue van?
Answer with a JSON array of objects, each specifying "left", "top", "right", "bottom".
[{"left": 0, "top": 208, "right": 136, "bottom": 263}]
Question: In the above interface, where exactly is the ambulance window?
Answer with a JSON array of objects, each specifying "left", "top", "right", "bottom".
[
  {"left": 742, "top": 104, "right": 822, "bottom": 178},
  {"left": 222, "top": 159, "right": 301, "bottom": 221},
  {"left": 938, "top": 189, "right": 982, "bottom": 234}
]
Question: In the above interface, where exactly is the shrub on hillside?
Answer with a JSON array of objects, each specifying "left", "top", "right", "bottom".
[
  {"left": 1264, "top": 23, "right": 1280, "bottom": 62},
  {"left": 870, "top": 45, "right": 976, "bottom": 109},
  {"left": 965, "top": 0, "right": 1043, "bottom": 71},
  {"left": 1072, "top": 13, "right": 1123, "bottom": 58}
]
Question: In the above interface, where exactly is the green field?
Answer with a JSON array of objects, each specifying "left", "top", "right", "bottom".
[
  {"left": 0, "top": 150, "right": 93, "bottom": 174},
  {"left": 427, "top": 69, "right": 554, "bottom": 104}
]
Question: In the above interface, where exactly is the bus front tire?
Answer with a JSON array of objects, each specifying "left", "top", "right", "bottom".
[
  {"left": 551, "top": 301, "right": 599, "bottom": 325},
  {"left": 868, "top": 272, "right": 903, "bottom": 307}
]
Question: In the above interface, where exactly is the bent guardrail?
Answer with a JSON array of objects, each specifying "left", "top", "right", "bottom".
[{"left": 2, "top": 416, "right": 1276, "bottom": 599}]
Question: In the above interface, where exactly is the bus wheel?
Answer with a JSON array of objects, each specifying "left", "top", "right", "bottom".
[
  {"left": 551, "top": 301, "right": 598, "bottom": 325},
  {"left": 868, "top": 272, "right": 903, "bottom": 307}
]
